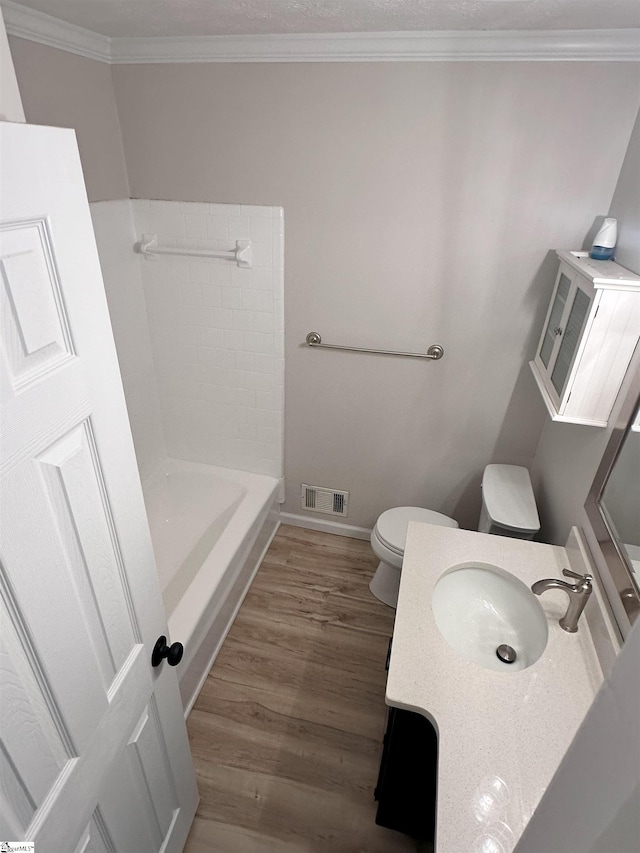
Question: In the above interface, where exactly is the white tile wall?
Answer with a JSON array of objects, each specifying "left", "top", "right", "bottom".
[
  {"left": 90, "top": 200, "right": 167, "bottom": 481},
  {"left": 131, "top": 200, "right": 284, "bottom": 480}
]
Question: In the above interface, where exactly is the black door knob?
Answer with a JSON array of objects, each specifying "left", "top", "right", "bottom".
[{"left": 152, "top": 635, "right": 184, "bottom": 667}]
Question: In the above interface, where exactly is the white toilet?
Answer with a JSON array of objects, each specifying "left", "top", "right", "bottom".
[
  {"left": 369, "top": 464, "right": 540, "bottom": 608},
  {"left": 369, "top": 507, "right": 459, "bottom": 608},
  {"left": 478, "top": 463, "right": 540, "bottom": 540}
]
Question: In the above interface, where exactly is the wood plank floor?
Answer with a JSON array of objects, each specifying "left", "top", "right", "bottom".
[{"left": 183, "top": 524, "right": 418, "bottom": 853}]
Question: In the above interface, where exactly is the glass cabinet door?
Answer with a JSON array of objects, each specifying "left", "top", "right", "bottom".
[
  {"left": 539, "top": 271, "right": 571, "bottom": 367},
  {"left": 550, "top": 281, "right": 593, "bottom": 397}
]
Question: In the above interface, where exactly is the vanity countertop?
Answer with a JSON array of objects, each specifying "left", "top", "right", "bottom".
[{"left": 386, "top": 523, "right": 605, "bottom": 853}]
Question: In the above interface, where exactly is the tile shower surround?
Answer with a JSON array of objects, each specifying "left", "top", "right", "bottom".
[
  {"left": 133, "top": 200, "right": 284, "bottom": 480},
  {"left": 92, "top": 199, "right": 284, "bottom": 482},
  {"left": 90, "top": 199, "right": 167, "bottom": 481}
]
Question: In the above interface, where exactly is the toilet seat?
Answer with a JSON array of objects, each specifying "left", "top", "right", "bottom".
[{"left": 374, "top": 506, "right": 458, "bottom": 555}]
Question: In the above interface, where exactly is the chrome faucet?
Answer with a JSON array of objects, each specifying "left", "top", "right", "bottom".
[{"left": 531, "top": 569, "right": 593, "bottom": 633}]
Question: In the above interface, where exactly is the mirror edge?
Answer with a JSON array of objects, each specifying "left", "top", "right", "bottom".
[{"left": 584, "top": 362, "right": 640, "bottom": 637}]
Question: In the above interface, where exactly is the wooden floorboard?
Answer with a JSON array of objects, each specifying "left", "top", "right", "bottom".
[{"left": 184, "top": 524, "right": 417, "bottom": 853}]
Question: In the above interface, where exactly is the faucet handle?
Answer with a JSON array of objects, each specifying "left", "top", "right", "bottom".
[{"left": 563, "top": 568, "right": 593, "bottom": 584}]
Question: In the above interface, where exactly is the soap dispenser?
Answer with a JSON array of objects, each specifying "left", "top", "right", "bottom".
[{"left": 590, "top": 218, "right": 617, "bottom": 260}]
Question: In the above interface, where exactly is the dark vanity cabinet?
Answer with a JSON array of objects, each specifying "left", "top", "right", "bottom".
[{"left": 375, "top": 639, "right": 438, "bottom": 840}]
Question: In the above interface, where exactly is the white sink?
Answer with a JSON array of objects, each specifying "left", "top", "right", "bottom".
[{"left": 432, "top": 562, "right": 548, "bottom": 672}]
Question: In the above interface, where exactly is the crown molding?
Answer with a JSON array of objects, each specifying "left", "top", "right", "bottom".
[
  {"left": 109, "top": 29, "right": 640, "bottom": 64},
  {"left": 2, "top": 1, "right": 639, "bottom": 64},
  {"left": 2, "top": 0, "right": 111, "bottom": 62}
]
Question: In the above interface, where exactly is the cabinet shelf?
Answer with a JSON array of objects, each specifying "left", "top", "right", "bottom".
[{"left": 529, "top": 251, "right": 640, "bottom": 427}]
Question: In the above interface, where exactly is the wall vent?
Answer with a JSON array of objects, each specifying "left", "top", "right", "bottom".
[{"left": 301, "top": 484, "right": 349, "bottom": 517}]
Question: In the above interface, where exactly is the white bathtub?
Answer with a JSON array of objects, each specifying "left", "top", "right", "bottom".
[{"left": 142, "top": 458, "right": 280, "bottom": 715}]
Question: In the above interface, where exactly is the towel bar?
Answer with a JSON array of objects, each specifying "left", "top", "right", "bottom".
[
  {"left": 305, "top": 332, "right": 444, "bottom": 360},
  {"left": 137, "top": 234, "right": 252, "bottom": 268}
]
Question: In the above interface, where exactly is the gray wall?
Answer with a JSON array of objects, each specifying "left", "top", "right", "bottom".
[
  {"left": 8, "top": 36, "right": 129, "bottom": 201},
  {"left": 109, "top": 61, "right": 639, "bottom": 529},
  {"left": 4, "top": 29, "right": 640, "bottom": 850},
  {"left": 531, "top": 109, "right": 640, "bottom": 545},
  {"left": 9, "top": 37, "right": 639, "bottom": 531},
  {"left": 0, "top": 11, "right": 24, "bottom": 121},
  {"left": 609, "top": 107, "right": 640, "bottom": 276}
]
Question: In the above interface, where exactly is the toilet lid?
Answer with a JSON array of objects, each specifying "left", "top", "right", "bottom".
[
  {"left": 482, "top": 464, "right": 540, "bottom": 533},
  {"left": 375, "top": 507, "right": 458, "bottom": 555}
]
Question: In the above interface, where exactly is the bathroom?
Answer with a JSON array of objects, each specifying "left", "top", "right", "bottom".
[{"left": 1, "top": 1, "right": 639, "bottom": 851}]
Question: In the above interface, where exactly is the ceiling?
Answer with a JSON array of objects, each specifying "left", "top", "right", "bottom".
[{"left": 7, "top": 0, "right": 640, "bottom": 39}]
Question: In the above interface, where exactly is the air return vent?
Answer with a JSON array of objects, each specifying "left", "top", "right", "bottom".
[{"left": 301, "top": 484, "right": 349, "bottom": 517}]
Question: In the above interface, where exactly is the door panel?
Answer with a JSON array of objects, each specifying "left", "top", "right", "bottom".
[
  {"left": 0, "top": 600, "right": 71, "bottom": 832},
  {"left": 1, "top": 455, "right": 108, "bottom": 752},
  {"left": 127, "top": 703, "right": 180, "bottom": 838},
  {"left": 37, "top": 422, "right": 137, "bottom": 675},
  {"left": 98, "top": 737, "right": 168, "bottom": 853},
  {"left": 0, "top": 218, "right": 75, "bottom": 390},
  {"left": 74, "top": 816, "right": 116, "bottom": 853},
  {"left": 0, "top": 122, "right": 197, "bottom": 852}
]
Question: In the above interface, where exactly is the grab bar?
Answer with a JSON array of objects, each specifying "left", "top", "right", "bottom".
[
  {"left": 137, "top": 234, "right": 252, "bottom": 268},
  {"left": 305, "top": 332, "right": 444, "bottom": 360}
]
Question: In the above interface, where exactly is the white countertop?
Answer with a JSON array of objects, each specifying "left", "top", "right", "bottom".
[{"left": 386, "top": 523, "right": 605, "bottom": 853}]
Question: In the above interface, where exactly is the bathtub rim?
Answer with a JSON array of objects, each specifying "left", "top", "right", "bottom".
[{"left": 145, "top": 457, "right": 279, "bottom": 713}]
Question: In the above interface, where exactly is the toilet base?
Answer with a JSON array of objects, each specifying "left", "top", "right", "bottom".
[{"left": 369, "top": 560, "right": 400, "bottom": 609}]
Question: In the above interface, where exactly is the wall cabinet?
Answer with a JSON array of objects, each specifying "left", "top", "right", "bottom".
[{"left": 530, "top": 251, "right": 640, "bottom": 427}]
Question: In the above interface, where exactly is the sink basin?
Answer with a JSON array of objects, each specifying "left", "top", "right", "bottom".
[{"left": 432, "top": 562, "right": 548, "bottom": 672}]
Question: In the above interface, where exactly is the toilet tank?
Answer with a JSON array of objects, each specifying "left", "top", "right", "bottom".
[{"left": 478, "top": 464, "right": 540, "bottom": 540}]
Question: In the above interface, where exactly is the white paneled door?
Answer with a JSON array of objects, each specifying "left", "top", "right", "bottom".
[{"left": 0, "top": 123, "right": 198, "bottom": 851}]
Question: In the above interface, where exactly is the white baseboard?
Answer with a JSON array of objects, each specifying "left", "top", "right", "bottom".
[{"left": 280, "top": 512, "right": 372, "bottom": 541}]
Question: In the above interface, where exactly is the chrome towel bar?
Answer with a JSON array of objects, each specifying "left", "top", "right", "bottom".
[{"left": 305, "top": 332, "right": 444, "bottom": 360}]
